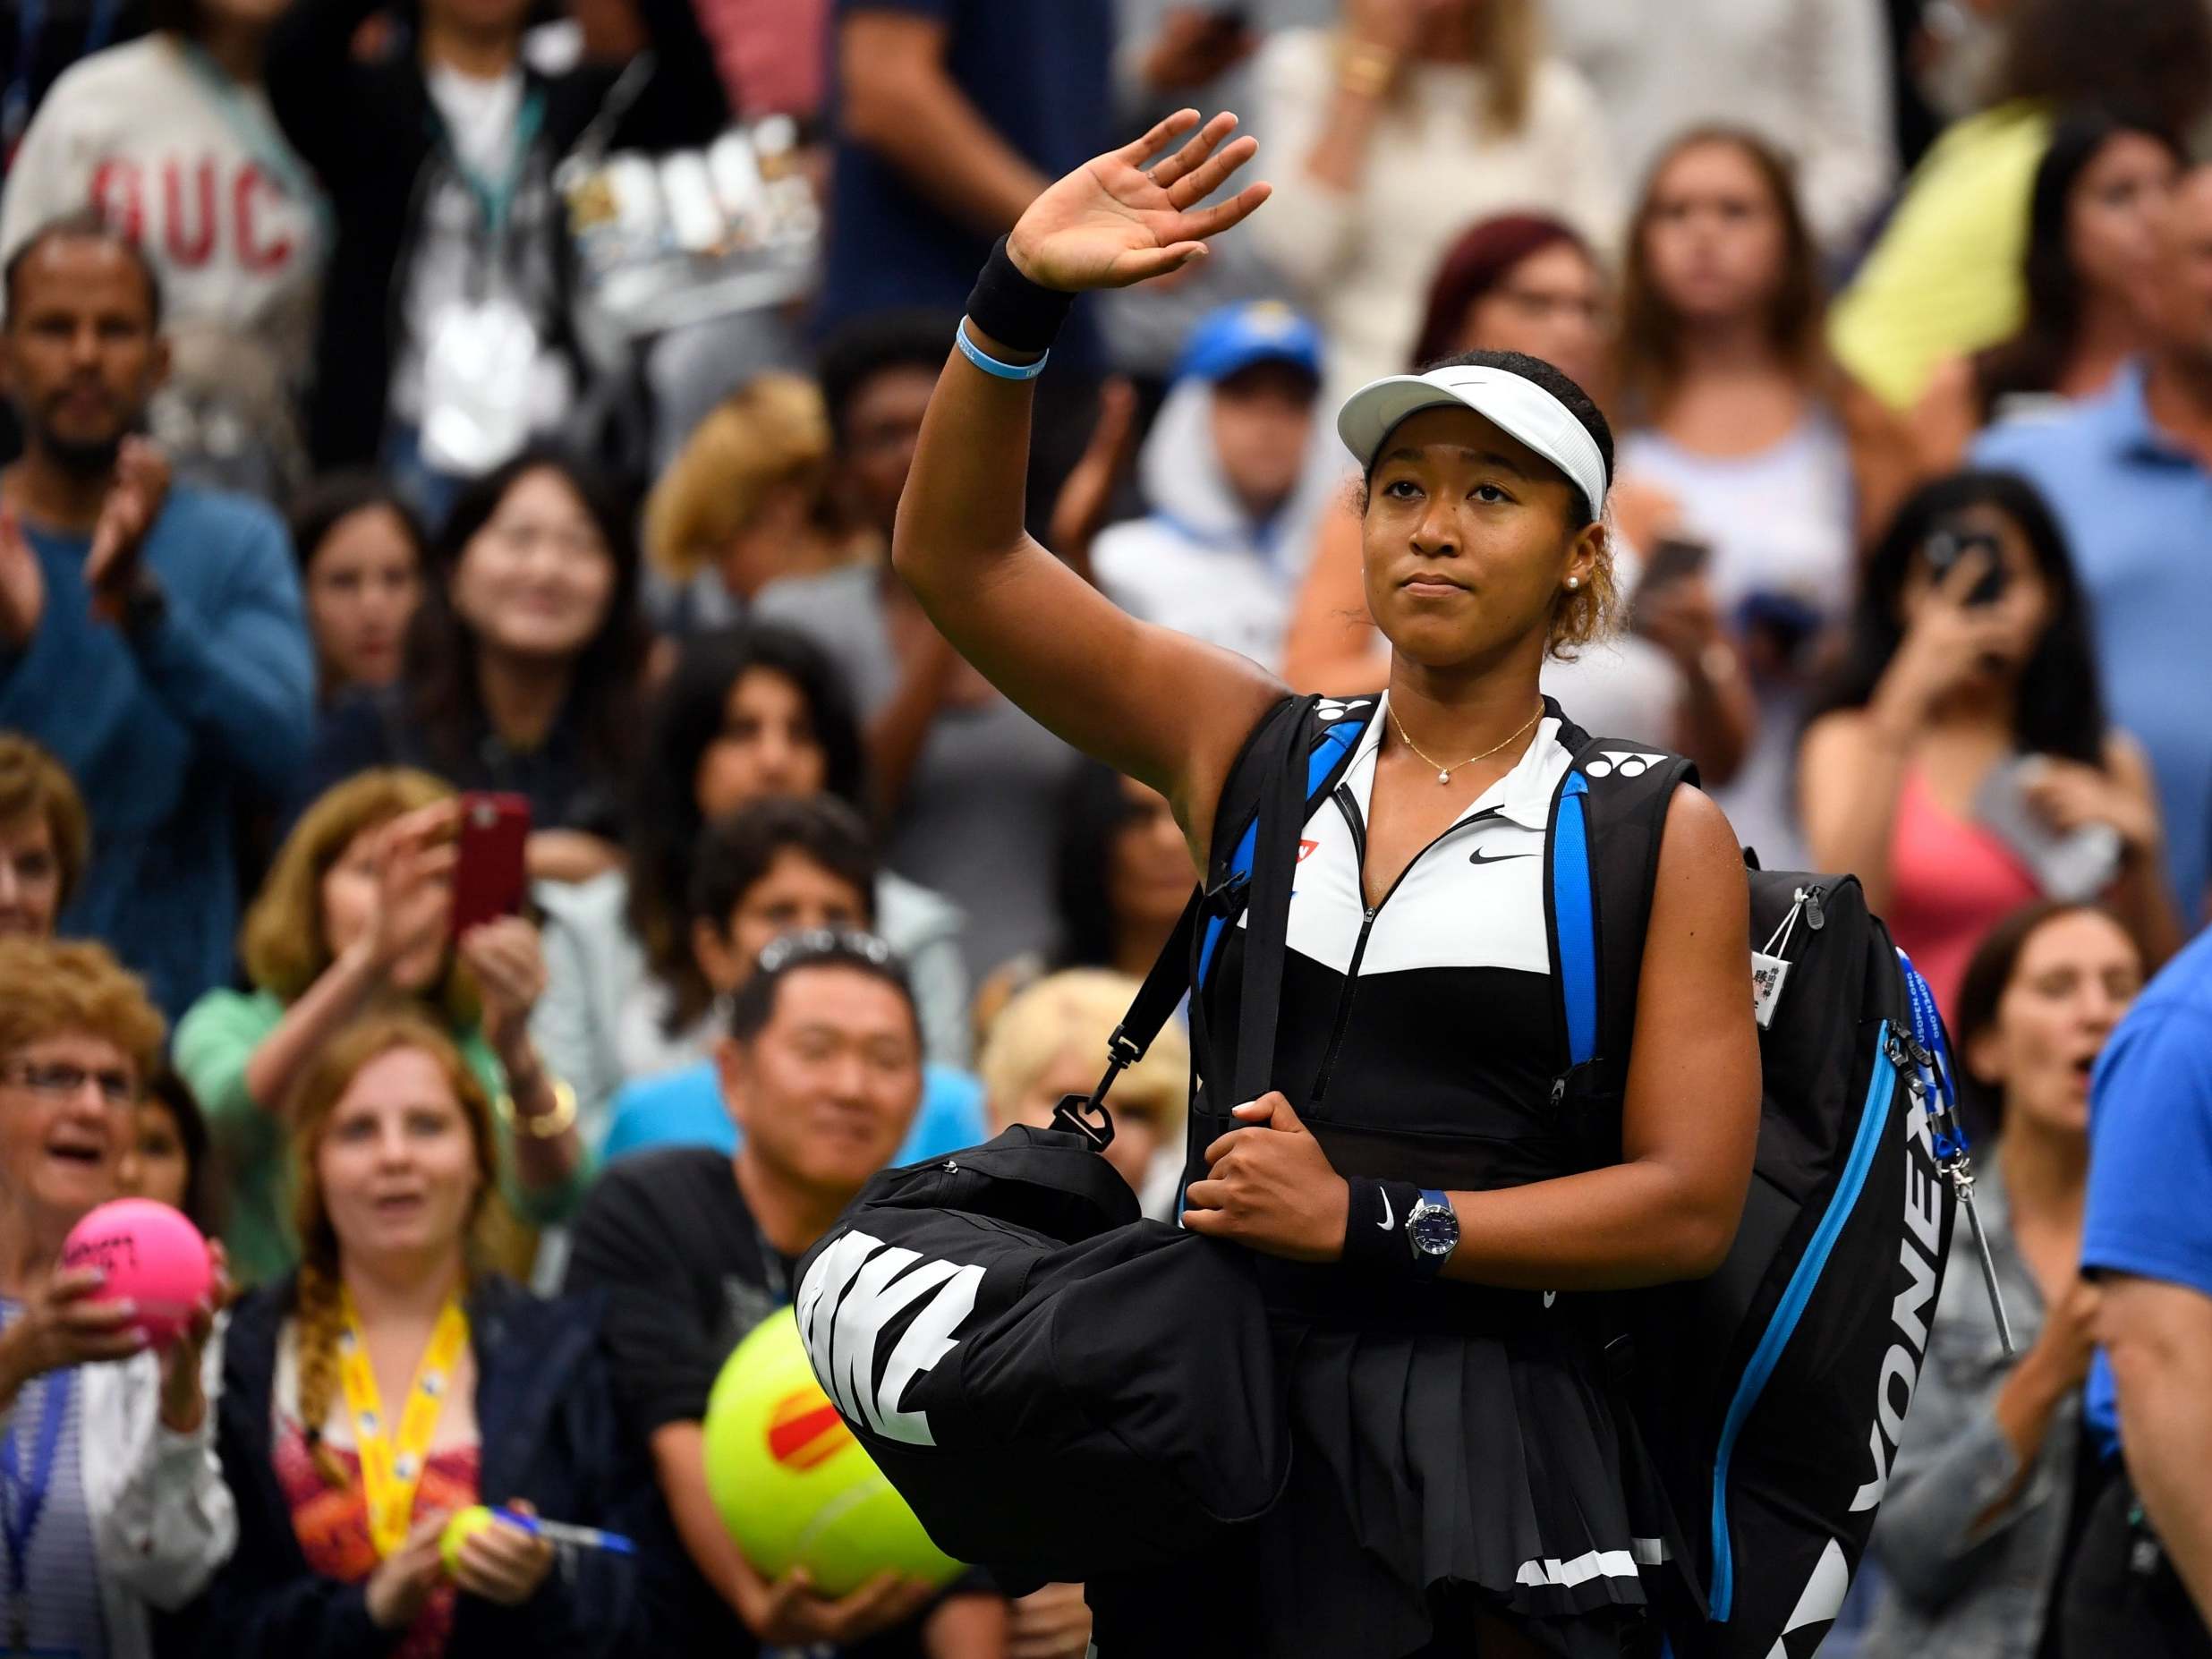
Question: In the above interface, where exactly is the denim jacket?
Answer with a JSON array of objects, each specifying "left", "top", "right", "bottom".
[{"left": 1862, "top": 1165, "right": 2076, "bottom": 1659}]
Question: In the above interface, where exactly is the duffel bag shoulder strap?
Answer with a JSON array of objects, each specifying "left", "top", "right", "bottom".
[{"left": 1054, "top": 694, "right": 1378, "bottom": 1144}]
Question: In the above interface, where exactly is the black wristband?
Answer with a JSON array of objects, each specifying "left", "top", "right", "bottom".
[
  {"left": 1340, "top": 1178, "right": 1423, "bottom": 1277},
  {"left": 964, "top": 235, "right": 1077, "bottom": 354}
]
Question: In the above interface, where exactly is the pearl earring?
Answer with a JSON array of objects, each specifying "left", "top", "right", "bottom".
[{"left": 1566, "top": 576, "right": 1581, "bottom": 591}]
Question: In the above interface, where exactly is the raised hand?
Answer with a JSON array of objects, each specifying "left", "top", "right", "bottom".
[
  {"left": 85, "top": 438, "right": 171, "bottom": 617},
  {"left": 1006, "top": 109, "right": 1270, "bottom": 295}
]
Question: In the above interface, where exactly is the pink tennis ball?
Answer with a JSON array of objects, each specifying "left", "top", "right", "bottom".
[{"left": 61, "top": 1200, "right": 213, "bottom": 1348}]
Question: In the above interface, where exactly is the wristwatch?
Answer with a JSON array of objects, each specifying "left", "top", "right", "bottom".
[{"left": 1405, "top": 1188, "right": 1459, "bottom": 1276}]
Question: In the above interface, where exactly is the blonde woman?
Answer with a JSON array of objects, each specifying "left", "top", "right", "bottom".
[
  {"left": 168, "top": 1013, "right": 672, "bottom": 1659},
  {"left": 1250, "top": 0, "right": 1620, "bottom": 406},
  {"left": 174, "top": 770, "right": 584, "bottom": 1287},
  {"left": 980, "top": 968, "right": 1188, "bottom": 1221},
  {"left": 0, "top": 937, "right": 232, "bottom": 1659},
  {"left": 643, "top": 373, "right": 864, "bottom": 633}
]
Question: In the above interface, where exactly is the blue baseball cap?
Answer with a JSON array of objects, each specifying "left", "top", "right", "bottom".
[{"left": 1173, "top": 302, "right": 1324, "bottom": 387}]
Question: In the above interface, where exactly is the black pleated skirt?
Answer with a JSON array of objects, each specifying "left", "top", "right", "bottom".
[{"left": 1085, "top": 1280, "right": 1687, "bottom": 1659}]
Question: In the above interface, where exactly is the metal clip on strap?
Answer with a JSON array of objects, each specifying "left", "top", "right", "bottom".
[{"left": 1897, "top": 949, "right": 2015, "bottom": 1354}]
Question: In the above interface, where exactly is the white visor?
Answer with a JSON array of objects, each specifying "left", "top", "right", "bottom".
[{"left": 1336, "top": 362, "right": 1608, "bottom": 518}]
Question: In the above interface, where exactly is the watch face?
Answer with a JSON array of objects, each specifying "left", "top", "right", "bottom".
[{"left": 1408, "top": 1206, "right": 1458, "bottom": 1256}]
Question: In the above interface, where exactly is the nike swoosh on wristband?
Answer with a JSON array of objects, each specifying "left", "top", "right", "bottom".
[
  {"left": 1468, "top": 847, "right": 1538, "bottom": 865},
  {"left": 1377, "top": 1188, "right": 1394, "bottom": 1230}
]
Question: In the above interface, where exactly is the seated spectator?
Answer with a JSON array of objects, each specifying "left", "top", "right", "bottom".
[
  {"left": 532, "top": 624, "right": 969, "bottom": 1125},
  {"left": 0, "top": 733, "right": 89, "bottom": 938},
  {"left": 0, "top": 0, "right": 327, "bottom": 496},
  {"left": 599, "top": 797, "right": 986, "bottom": 1165},
  {"left": 565, "top": 931, "right": 1005, "bottom": 1655},
  {"left": 0, "top": 935, "right": 233, "bottom": 1657},
  {"left": 302, "top": 448, "right": 647, "bottom": 887},
  {"left": 1913, "top": 110, "right": 2183, "bottom": 475},
  {"left": 1614, "top": 128, "right": 1907, "bottom": 868},
  {"left": 1864, "top": 902, "right": 2144, "bottom": 1659},
  {"left": 167, "top": 1012, "right": 676, "bottom": 1659},
  {"left": 1544, "top": 0, "right": 1894, "bottom": 254},
  {"left": 0, "top": 215, "right": 315, "bottom": 1018},
  {"left": 174, "top": 769, "right": 585, "bottom": 1287},
  {"left": 263, "top": 0, "right": 726, "bottom": 498},
  {"left": 122, "top": 1065, "right": 223, "bottom": 1238},
  {"left": 1247, "top": 0, "right": 1619, "bottom": 409},
  {"left": 285, "top": 472, "right": 426, "bottom": 709},
  {"left": 642, "top": 373, "right": 861, "bottom": 635},
  {"left": 1829, "top": 0, "right": 2212, "bottom": 413},
  {"left": 1089, "top": 302, "right": 1338, "bottom": 673},
  {"left": 979, "top": 967, "right": 1188, "bottom": 1219},
  {"left": 1800, "top": 472, "right": 2180, "bottom": 1017},
  {"left": 1280, "top": 212, "right": 1745, "bottom": 777},
  {"left": 2067, "top": 923, "right": 2212, "bottom": 1651},
  {"left": 1973, "top": 164, "right": 2212, "bottom": 924}
]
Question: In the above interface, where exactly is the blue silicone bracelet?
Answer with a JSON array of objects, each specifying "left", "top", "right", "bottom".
[{"left": 956, "top": 317, "right": 1050, "bottom": 381}]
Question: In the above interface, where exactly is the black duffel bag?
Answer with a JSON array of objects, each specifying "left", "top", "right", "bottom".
[
  {"left": 791, "top": 1121, "right": 1289, "bottom": 1584},
  {"left": 791, "top": 702, "right": 1331, "bottom": 1583}
]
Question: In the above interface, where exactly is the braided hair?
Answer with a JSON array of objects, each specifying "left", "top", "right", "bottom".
[{"left": 285, "top": 1012, "right": 499, "bottom": 1489}]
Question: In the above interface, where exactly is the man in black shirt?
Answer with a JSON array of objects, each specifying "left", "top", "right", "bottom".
[{"left": 565, "top": 931, "right": 1006, "bottom": 1655}]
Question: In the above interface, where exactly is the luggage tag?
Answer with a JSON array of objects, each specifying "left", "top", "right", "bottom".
[
  {"left": 1750, "top": 884, "right": 1825, "bottom": 1029},
  {"left": 419, "top": 294, "right": 541, "bottom": 476}
]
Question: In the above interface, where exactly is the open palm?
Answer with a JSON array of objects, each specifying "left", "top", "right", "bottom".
[{"left": 1008, "top": 109, "right": 1272, "bottom": 293}]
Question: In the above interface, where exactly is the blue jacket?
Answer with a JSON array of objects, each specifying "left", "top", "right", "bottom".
[
  {"left": 0, "top": 486, "right": 312, "bottom": 1019},
  {"left": 159, "top": 1273, "right": 687, "bottom": 1659}
]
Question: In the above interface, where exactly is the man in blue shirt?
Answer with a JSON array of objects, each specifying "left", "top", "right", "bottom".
[
  {"left": 2076, "top": 923, "right": 2212, "bottom": 1647},
  {"left": 1973, "top": 166, "right": 2212, "bottom": 924},
  {"left": 0, "top": 214, "right": 313, "bottom": 1018}
]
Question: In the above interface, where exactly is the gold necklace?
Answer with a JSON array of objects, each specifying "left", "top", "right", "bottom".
[{"left": 1389, "top": 702, "right": 1544, "bottom": 785}]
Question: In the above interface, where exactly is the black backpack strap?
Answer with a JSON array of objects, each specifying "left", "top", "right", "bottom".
[{"left": 1551, "top": 731, "right": 1699, "bottom": 1159}]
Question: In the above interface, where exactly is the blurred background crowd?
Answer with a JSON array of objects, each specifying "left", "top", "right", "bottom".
[{"left": 2, "top": 0, "right": 2212, "bottom": 1652}]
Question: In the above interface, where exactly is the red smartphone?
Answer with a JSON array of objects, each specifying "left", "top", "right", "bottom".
[{"left": 449, "top": 792, "right": 531, "bottom": 936}]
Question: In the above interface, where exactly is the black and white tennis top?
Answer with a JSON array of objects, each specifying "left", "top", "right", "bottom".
[
  {"left": 1199, "top": 696, "right": 1586, "bottom": 1193},
  {"left": 1157, "top": 696, "right": 1686, "bottom": 1655}
]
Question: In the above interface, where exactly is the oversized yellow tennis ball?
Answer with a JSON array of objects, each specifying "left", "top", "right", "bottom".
[
  {"left": 440, "top": 1505, "right": 498, "bottom": 1576},
  {"left": 702, "top": 1310, "right": 964, "bottom": 1596}
]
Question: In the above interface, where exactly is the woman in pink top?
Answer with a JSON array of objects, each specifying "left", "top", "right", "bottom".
[{"left": 1798, "top": 471, "right": 2181, "bottom": 1018}]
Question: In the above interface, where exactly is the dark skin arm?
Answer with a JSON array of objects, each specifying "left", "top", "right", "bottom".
[
  {"left": 1185, "top": 786, "right": 1762, "bottom": 1288},
  {"left": 890, "top": 109, "right": 1280, "bottom": 863}
]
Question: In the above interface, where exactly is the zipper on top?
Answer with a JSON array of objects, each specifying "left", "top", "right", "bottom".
[{"left": 1307, "top": 785, "right": 1502, "bottom": 1105}]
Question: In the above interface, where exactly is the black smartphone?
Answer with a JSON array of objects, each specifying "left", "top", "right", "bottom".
[
  {"left": 1639, "top": 535, "right": 1711, "bottom": 595},
  {"left": 1923, "top": 524, "right": 2008, "bottom": 608}
]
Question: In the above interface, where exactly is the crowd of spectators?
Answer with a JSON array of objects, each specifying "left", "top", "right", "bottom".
[{"left": 3, "top": 0, "right": 2212, "bottom": 1652}]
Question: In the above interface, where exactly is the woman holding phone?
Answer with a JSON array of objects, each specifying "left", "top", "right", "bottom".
[
  {"left": 175, "top": 770, "right": 584, "bottom": 1286},
  {"left": 894, "top": 109, "right": 1759, "bottom": 1656},
  {"left": 1799, "top": 472, "right": 2181, "bottom": 1018}
]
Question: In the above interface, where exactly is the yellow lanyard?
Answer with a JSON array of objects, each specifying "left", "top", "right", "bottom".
[{"left": 336, "top": 1292, "right": 470, "bottom": 1557}]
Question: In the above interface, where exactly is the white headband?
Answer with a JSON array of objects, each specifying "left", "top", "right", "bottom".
[{"left": 1335, "top": 363, "right": 1609, "bottom": 518}]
